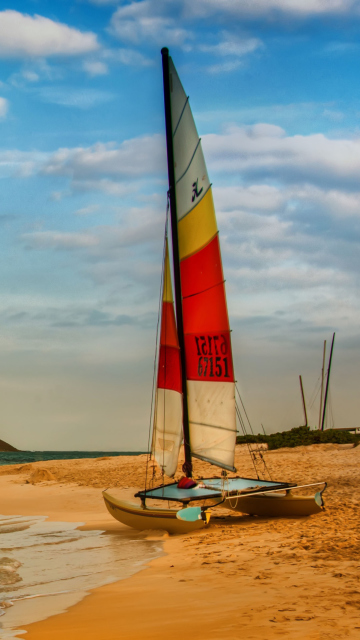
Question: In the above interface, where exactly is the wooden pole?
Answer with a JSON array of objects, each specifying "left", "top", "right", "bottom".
[{"left": 299, "top": 375, "right": 308, "bottom": 427}]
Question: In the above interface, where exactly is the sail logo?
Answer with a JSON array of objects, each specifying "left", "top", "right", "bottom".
[{"left": 192, "top": 178, "right": 203, "bottom": 202}]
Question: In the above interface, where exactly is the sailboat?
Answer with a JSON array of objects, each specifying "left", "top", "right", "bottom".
[{"left": 103, "top": 48, "right": 326, "bottom": 533}]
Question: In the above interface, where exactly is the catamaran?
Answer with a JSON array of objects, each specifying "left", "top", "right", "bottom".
[{"left": 103, "top": 48, "right": 326, "bottom": 533}]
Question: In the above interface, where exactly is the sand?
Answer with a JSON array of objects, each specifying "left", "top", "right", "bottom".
[{"left": 1, "top": 443, "right": 360, "bottom": 639}]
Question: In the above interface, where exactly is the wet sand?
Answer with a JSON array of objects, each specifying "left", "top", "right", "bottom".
[{"left": 1, "top": 443, "right": 359, "bottom": 639}]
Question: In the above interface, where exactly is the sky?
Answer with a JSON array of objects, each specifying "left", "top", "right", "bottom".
[{"left": 0, "top": 1, "right": 359, "bottom": 451}]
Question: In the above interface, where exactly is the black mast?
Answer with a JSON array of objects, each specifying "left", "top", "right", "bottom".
[
  {"left": 161, "top": 47, "right": 192, "bottom": 477},
  {"left": 321, "top": 332, "right": 335, "bottom": 431}
]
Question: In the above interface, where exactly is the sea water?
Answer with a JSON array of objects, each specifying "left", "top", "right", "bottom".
[
  {"left": 0, "top": 514, "right": 162, "bottom": 639},
  {"left": 0, "top": 451, "right": 160, "bottom": 637},
  {"left": 0, "top": 451, "right": 145, "bottom": 466}
]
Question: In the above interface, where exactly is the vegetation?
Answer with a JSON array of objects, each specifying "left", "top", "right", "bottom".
[{"left": 236, "top": 426, "right": 360, "bottom": 450}]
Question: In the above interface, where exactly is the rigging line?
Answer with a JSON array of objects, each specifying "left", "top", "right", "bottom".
[
  {"left": 182, "top": 278, "right": 226, "bottom": 300},
  {"left": 173, "top": 96, "right": 189, "bottom": 136},
  {"left": 235, "top": 383, "right": 256, "bottom": 435},
  {"left": 235, "top": 385, "right": 273, "bottom": 481},
  {"left": 176, "top": 138, "right": 201, "bottom": 183},
  {"left": 235, "top": 402, "right": 260, "bottom": 480},
  {"left": 144, "top": 196, "right": 169, "bottom": 495},
  {"left": 308, "top": 379, "right": 321, "bottom": 411},
  {"left": 327, "top": 388, "right": 335, "bottom": 429},
  {"left": 308, "top": 375, "right": 321, "bottom": 408},
  {"left": 236, "top": 400, "right": 273, "bottom": 482}
]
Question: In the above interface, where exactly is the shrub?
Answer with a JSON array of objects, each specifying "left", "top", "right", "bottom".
[{"left": 236, "top": 426, "right": 360, "bottom": 450}]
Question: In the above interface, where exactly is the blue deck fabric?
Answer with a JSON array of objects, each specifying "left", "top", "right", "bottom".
[{"left": 138, "top": 477, "right": 291, "bottom": 502}]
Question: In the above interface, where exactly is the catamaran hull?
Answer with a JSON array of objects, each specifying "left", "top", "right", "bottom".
[
  {"left": 225, "top": 491, "right": 324, "bottom": 517},
  {"left": 103, "top": 491, "right": 210, "bottom": 534}
]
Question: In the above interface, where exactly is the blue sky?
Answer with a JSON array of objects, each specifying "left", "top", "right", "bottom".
[{"left": 0, "top": 1, "right": 360, "bottom": 450}]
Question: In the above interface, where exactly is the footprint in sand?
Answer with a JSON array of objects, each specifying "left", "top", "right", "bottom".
[{"left": 270, "top": 615, "right": 290, "bottom": 623}]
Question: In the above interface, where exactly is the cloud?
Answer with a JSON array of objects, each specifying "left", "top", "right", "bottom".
[
  {"left": 110, "top": 1, "right": 191, "bottom": 46},
  {"left": 0, "top": 97, "right": 9, "bottom": 118},
  {"left": 185, "top": 0, "right": 360, "bottom": 20},
  {"left": 0, "top": 10, "right": 99, "bottom": 58},
  {"left": 200, "top": 33, "right": 263, "bottom": 58},
  {"left": 323, "top": 41, "right": 360, "bottom": 54},
  {"left": 206, "top": 60, "right": 243, "bottom": 74},
  {"left": 0, "top": 149, "right": 48, "bottom": 178},
  {"left": 22, "top": 231, "right": 99, "bottom": 250},
  {"left": 202, "top": 123, "right": 360, "bottom": 189},
  {"left": 42, "top": 135, "right": 165, "bottom": 180},
  {"left": 213, "top": 184, "right": 286, "bottom": 213},
  {"left": 39, "top": 87, "right": 113, "bottom": 109},
  {"left": 199, "top": 32, "right": 263, "bottom": 73},
  {"left": 83, "top": 60, "right": 109, "bottom": 76},
  {"left": 104, "top": 47, "right": 153, "bottom": 67},
  {"left": 75, "top": 205, "right": 100, "bottom": 216}
]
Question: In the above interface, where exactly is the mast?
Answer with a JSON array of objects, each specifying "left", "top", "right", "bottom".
[
  {"left": 161, "top": 47, "right": 192, "bottom": 476},
  {"left": 318, "top": 340, "right": 326, "bottom": 430},
  {"left": 299, "top": 375, "right": 308, "bottom": 427},
  {"left": 321, "top": 332, "right": 335, "bottom": 432}
]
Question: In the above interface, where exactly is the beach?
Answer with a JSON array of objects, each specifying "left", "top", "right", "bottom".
[{"left": 0, "top": 444, "right": 359, "bottom": 639}]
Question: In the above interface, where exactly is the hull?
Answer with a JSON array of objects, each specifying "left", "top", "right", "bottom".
[
  {"left": 225, "top": 490, "right": 324, "bottom": 517},
  {"left": 103, "top": 491, "right": 210, "bottom": 534}
]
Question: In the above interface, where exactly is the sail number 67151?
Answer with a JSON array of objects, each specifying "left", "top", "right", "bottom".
[{"left": 194, "top": 334, "right": 230, "bottom": 379}]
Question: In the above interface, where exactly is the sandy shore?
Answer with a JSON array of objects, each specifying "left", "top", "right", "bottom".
[{"left": 1, "top": 443, "right": 360, "bottom": 639}]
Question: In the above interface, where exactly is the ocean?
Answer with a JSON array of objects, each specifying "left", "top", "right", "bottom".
[
  {"left": 0, "top": 451, "right": 160, "bottom": 639},
  {"left": 0, "top": 451, "right": 146, "bottom": 467}
]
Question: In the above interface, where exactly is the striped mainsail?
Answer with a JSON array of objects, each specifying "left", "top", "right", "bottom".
[
  {"left": 152, "top": 240, "right": 183, "bottom": 477},
  {"left": 169, "top": 57, "right": 237, "bottom": 472}
]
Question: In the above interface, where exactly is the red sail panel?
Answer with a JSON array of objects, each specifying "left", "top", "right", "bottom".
[
  {"left": 157, "top": 345, "right": 182, "bottom": 392},
  {"left": 180, "top": 235, "right": 224, "bottom": 298},
  {"left": 160, "top": 301, "right": 179, "bottom": 348},
  {"left": 181, "top": 238, "right": 235, "bottom": 384}
]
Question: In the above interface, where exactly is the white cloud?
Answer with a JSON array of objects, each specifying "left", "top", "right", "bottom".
[
  {"left": 0, "top": 97, "right": 9, "bottom": 118},
  {"left": 206, "top": 60, "right": 243, "bottom": 74},
  {"left": 200, "top": 33, "right": 263, "bottom": 58},
  {"left": 39, "top": 88, "right": 113, "bottom": 109},
  {"left": 110, "top": 1, "right": 191, "bottom": 46},
  {"left": 185, "top": 0, "right": 360, "bottom": 19},
  {"left": 42, "top": 135, "right": 165, "bottom": 180},
  {"left": 83, "top": 61, "right": 109, "bottom": 76},
  {"left": 22, "top": 231, "right": 99, "bottom": 250},
  {"left": 0, "top": 10, "right": 99, "bottom": 58},
  {"left": 213, "top": 184, "right": 285, "bottom": 213},
  {"left": 75, "top": 205, "right": 100, "bottom": 216},
  {"left": 202, "top": 123, "right": 360, "bottom": 188},
  {"left": 104, "top": 47, "right": 153, "bottom": 67}
]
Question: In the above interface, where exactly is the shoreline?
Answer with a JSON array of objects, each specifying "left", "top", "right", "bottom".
[{"left": 0, "top": 444, "right": 359, "bottom": 639}]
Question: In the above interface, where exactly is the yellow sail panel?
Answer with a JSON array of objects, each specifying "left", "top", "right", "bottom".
[
  {"left": 178, "top": 188, "right": 218, "bottom": 261},
  {"left": 162, "top": 241, "right": 173, "bottom": 303}
]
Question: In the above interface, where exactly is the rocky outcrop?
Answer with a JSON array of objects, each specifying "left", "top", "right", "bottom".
[{"left": 0, "top": 439, "right": 19, "bottom": 452}]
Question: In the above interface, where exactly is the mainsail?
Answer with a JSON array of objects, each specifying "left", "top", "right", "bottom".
[
  {"left": 152, "top": 239, "right": 183, "bottom": 477},
  {"left": 167, "top": 54, "right": 237, "bottom": 472}
]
